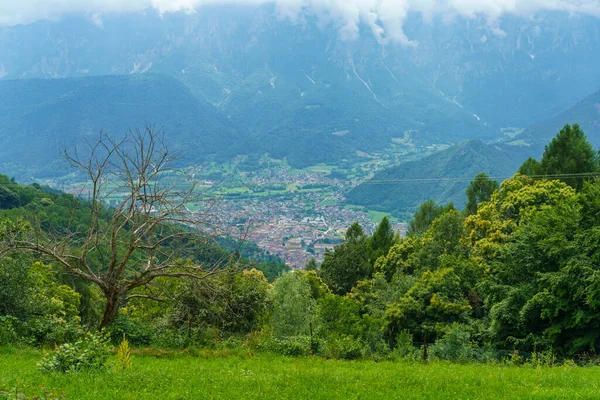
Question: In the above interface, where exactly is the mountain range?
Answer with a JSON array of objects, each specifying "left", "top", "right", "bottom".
[
  {"left": 348, "top": 85, "right": 600, "bottom": 216},
  {"left": 2, "top": 6, "right": 600, "bottom": 177},
  {"left": 0, "top": 74, "right": 246, "bottom": 178}
]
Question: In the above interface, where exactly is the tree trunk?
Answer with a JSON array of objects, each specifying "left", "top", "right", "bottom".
[{"left": 99, "top": 289, "right": 121, "bottom": 329}]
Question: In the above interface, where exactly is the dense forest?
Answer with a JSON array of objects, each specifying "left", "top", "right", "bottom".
[{"left": 1, "top": 124, "right": 600, "bottom": 365}]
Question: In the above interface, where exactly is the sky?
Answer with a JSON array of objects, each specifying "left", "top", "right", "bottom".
[{"left": 1, "top": 0, "right": 600, "bottom": 45}]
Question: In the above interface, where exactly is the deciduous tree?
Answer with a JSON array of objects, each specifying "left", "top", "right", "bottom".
[{"left": 0, "top": 127, "right": 231, "bottom": 328}]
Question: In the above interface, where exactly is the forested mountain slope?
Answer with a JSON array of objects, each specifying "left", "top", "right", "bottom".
[
  {"left": 346, "top": 140, "right": 530, "bottom": 218},
  {"left": 0, "top": 74, "right": 248, "bottom": 178},
  {"left": 2, "top": 7, "right": 600, "bottom": 169},
  {"left": 515, "top": 87, "right": 600, "bottom": 149}
]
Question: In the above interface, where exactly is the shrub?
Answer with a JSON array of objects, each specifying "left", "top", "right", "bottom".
[
  {"left": 0, "top": 316, "right": 20, "bottom": 346},
  {"left": 27, "top": 317, "right": 82, "bottom": 346},
  {"left": 106, "top": 315, "right": 153, "bottom": 347},
  {"left": 322, "top": 335, "right": 364, "bottom": 360},
  {"left": 38, "top": 332, "right": 112, "bottom": 373},
  {"left": 115, "top": 335, "right": 132, "bottom": 371},
  {"left": 257, "top": 335, "right": 312, "bottom": 356},
  {"left": 429, "top": 323, "right": 475, "bottom": 363},
  {"left": 390, "top": 330, "right": 420, "bottom": 361}
]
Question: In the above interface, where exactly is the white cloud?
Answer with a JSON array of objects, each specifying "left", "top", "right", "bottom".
[{"left": 1, "top": 0, "right": 600, "bottom": 45}]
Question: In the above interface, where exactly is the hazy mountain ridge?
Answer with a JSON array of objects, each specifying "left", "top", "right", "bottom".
[
  {"left": 515, "top": 87, "right": 600, "bottom": 149},
  {"left": 0, "top": 74, "right": 248, "bottom": 178},
  {"left": 346, "top": 140, "right": 531, "bottom": 218},
  {"left": 2, "top": 7, "right": 600, "bottom": 168}
]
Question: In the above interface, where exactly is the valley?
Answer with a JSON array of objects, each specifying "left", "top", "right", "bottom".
[
  {"left": 4, "top": 3, "right": 600, "bottom": 397},
  {"left": 2, "top": 4, "right": 600, "bottom": 267},
  {"left": 44, "top": 145, "right": 432, "bottom": 268}
]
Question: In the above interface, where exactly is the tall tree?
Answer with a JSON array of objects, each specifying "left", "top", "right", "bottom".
[
  {"left": 0, "top": 127, "right": 231, "bottom": 328},
  {"left": 465, "top": 173, "right": 499, "bottom": 215},
  {"left": 518, "top": 157, "right": 540, "bottom": 177},
  {"left": 368, "top": 216, "right": 396, "bottom": 265},
  {"left": 519, "top": 124, "right": 599, "bottom": 191},
  {"left": 408, "top": 200, "right": 455, "bottom": 236},
  {"left": 320, "top": 223, "right": 370, "bottom": 295}
]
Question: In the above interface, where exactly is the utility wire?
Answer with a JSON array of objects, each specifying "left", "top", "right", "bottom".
[
  {"left": 3, "top": 172, "right": 600, "bottom": 188},
  {"left": 360, "top": 172, "right": 600, "bottom": 185}
]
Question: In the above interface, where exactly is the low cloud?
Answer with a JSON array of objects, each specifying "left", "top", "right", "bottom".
[{"left": 2, "top": 0, "right": 600, "bottom": 45}]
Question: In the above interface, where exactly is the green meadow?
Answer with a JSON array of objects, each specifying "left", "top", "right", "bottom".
[{"left": 1, "top": 348, "right": 599, "bottom": 400}]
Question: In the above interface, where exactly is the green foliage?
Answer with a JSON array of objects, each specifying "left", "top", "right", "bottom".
[
  {"left": 271, "top": 272, "right": 317, "bottom": 338},
  {"left": 465, "top": 173, "right": 499, "bottom": 215},
  {"left": 321, "top": 334, "right": 365, "bottom": 360},
  {"left": 519, "top": 124, "right": 599, "bottom": 191},
  {"left": 0, "top": 316, "right": 20, "bottom": 346},
  {"left": 408, "top": 200, "right": 455, "bottom": 236},
  {"left": 317, "top": 294, "right": 383, "bottom": 352},
  {"left": 170, "top": 268, "right": 272, "bottom": 339},
  {"left": 390, "top": 330, "right": 420, "bottom": 360},
  {"left": 106, "top": 315, "right": 154, "bottom": 347},
  {"left": 518, "top": 157, "right": 540, "bottom": 176},
  {"left": 319, "top": 223, "right": 371, "bottom": 295},
  {"left": 368, "top": 216, "right": 396, "bottom": 265},
  {"left": 266, "top": 336, "right": 312, "bottom": 357},
  {"left": 384, "top": 267, "right": 471, "bottom": 347},
  {"left": 429, "top": 323, "right": 475, "bottom": 363},
  {"left": 305, "top": 258, "right": 318, "bottom": 271},
  {"left": 0, "top": 258, "right": 82, "bottom": 346},
  {"left": 38, "top": 333, "right": 112, "bottom": 373}
]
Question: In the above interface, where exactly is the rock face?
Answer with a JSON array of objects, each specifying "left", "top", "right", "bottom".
[{"left": 1, "top": 7, "right": 600, "bottom": 170}]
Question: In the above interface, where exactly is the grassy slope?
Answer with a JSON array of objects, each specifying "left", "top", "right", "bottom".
[{"left": 1, "top": 348, "right": 600, "bottom": 399}]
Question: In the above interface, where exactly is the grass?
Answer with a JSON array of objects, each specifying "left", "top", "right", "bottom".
[
  {"left": 2, "top": 347, "right": 600, "bottom": 399},
  {"left": 367, "top": 210, "right": 399, "bottom": 223}
]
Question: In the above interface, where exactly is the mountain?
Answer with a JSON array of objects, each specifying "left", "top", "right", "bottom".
[
  {"left": 2, "top": 7, "right": 600, "bottom": 169},
  {"left": 345, "top": 140, "right": 530, "bottom": 219},
  {"left": 514, "top": 87, "right": 600, "bottom": 150},
  {"left": 0, "top": 74, "right": 247, "bottom": 179}
]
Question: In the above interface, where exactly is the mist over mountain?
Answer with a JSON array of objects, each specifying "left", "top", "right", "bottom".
[
  {"left": 516, "top": 86, "right": 600, "bottom": 149},
  {"left": 1, "top": 6, "right": 600, "bottom": 173},
  {"left": 0, "top": 74, "right": 246, "bottom": 178},
  {"left": 348, "top": 83, "right": 600, "bottom": 217}
]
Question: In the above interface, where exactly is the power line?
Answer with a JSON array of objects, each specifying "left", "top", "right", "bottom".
[{"left": 360, "top": 172, "right": 600, "bottom": 185}]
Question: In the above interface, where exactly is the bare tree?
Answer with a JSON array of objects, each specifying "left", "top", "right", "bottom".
[{"left": 1, "top": 126, "right": 235, "bottom": 328}]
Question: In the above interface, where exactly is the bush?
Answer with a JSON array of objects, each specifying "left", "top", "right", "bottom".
[
  {"left": 106, "top": 315, "right": 153, "bottom": 347},
  {"left": 257, "top": 335, "right": 312, "bottom": 356},
  {"left": 390, "top": 330, "right": 420, "bottom": 361},
  {"left": 26, "top": 317, "right": 82, "bottom": 346},
  {"left": 321, "top": 335, "right": 364, "bottom": 360},
  {"left": 429, "top": 323, "right": 475, "bottom": 363},
  {"left": 0, "top": 316, "right": 20, "bottom": 346},
  {"left": 38, "top": 332, "right": 112, "bottom": 373}
]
